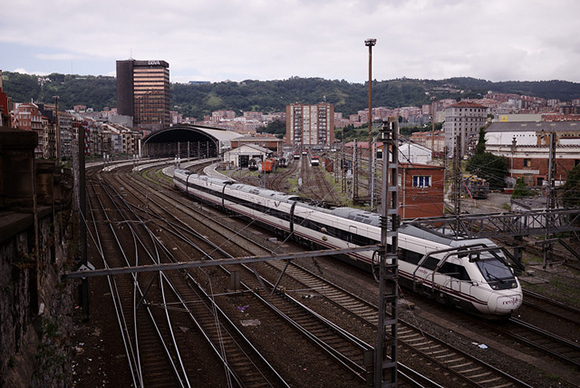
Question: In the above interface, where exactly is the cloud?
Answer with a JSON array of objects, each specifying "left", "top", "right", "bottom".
[{"left": 2, "top": 0, "right": 580, "bottom": 83}]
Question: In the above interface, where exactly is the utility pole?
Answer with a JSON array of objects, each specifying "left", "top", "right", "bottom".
[
  {"left": 454, "top": 133, "right": 462, "bottom": 236},
  {"left": 341, "top": 130, "right": 346, "bottom": 193},
  {"left": 543, "top": 131, "right": 557, "bottom": 268},
  {"left": 366, "top": 38, "right": 376, "bottom": 208},
  {"left": 431, "top": 97, "right": 436, "bottom": 154},
  {"left": 353, "top": 139, "right": 358, "bottom": 202},
  {"left": 370, "top": 138, "right": 377, "bottom": 211},
  {"left": 75, "top": 121, "right": 89, "bottom": 322},
  {"left": 53, "top": 96, "right": 60, "bottom": 164},
  {"left": 373, "top": 117, "right": 399, "bottom": 387},
  {"left": 547, "top": 131, "right": 557, "bottom": 210}
]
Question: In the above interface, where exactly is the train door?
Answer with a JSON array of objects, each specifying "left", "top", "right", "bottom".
[
  {"left": 437, "top": 262, "right": 473, "bottom": 306},
  {"left": 348, "top": 225, "right": 357, "bottom": 247}
]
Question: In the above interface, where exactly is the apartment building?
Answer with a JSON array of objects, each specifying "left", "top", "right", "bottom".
[
  {"left": 285, "top": 103, "right": 334, "bottom": 148},
  {"left": 443, "top": 101, "right": 488, "bottom": 157},
  {"left": 12, "top": 102, "right": 43, "bottom": 131}
]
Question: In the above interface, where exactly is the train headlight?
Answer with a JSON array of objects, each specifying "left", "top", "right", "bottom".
[
  {"left": 510, "top": 281, "right": 517, "bottom": 288},
  {"left": 491, "top": 284, "right": 498, "bottom": 290}
]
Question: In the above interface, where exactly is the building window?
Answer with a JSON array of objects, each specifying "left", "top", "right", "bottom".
[
  {"left": 523, "top": 158, "right": 532, "bottom": 167},
  {"left": 413, "top": 175, "right": 431, "bottom": 188}
]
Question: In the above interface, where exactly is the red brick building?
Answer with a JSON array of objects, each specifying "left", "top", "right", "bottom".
[
  {"left": 399, "top": 163, "right": 445, "bottom": 219},
  {"left": 486, "top": 121, "right": 580, "bottom": 187},
  {"left": 11, "top": 102, "right": 43, "bottom": 131}
]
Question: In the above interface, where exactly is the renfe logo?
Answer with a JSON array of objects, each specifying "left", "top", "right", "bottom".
[
  {"left": 502, "top": 297, "right": 521, "bottom": 306},
  {"left": 148, "top": 61, "right": 161, "bottom": 66}
]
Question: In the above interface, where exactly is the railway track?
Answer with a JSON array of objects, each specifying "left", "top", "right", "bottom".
[
  {"left": 87, "top": 168, "right": 290, "bottom": 387},
  {"left": 91, "top": 165, "right": 380, "bottom": 386},
  {"left": 505, "top": 318, "right": 580, "bottom": 368},
  {"left": 261, "top": 260, "right": 533, "bottom": 388},
  {"left": 111, "top": 164, "right": 445, "bottom": 386},
  {"left": 116, "top": 165, "right": 376, "bottom": 385},
  {"left": 522, "top": 289, "right": 580, "bottom": 329},
  {"left": 82, "top": 161, "right": 579, "bottom": 387},
  {"left": 87, "top": 170, "right": 192, "bottom": 386},
  {"left": 298, "top": 157, "right": 340, "bottom": 206},
  {"left": 131, "top": 170, "right": 528, "bottom": 387}
]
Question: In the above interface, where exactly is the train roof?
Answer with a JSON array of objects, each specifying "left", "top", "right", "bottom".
[
  {"left": 330, "top": 207, "right": 381, "bottom": 226},
  {"left": 326, "top": 206, "right": 494, "bottom": 247},
  {"left": 327, "top": 207, "right": 458, "bottom": 244},
  {"left": 228, "top": 182, "right": 301, "bottom": 202}
]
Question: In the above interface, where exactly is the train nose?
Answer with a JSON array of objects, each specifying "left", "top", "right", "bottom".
[{"left": 492, "top": 294, "right": 523, "bottom": 315}]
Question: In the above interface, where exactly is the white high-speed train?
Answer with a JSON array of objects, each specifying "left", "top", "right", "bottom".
[{"left": 174, "top": 169, "right": 523, "bottom": 318}]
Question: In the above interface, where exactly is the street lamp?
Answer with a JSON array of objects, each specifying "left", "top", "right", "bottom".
[{"left": 365, "top": 38, "right": 376, "bottom": 207}]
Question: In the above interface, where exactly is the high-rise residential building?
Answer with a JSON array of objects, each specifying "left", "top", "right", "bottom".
[
  {"left": 116, "top": 59, "right": 170, "bottom": 130},
  {"left": 443, "top": 101, "right": 488, "bottom": 157},
  {"left": 285, "top": 103, "right": 334, "bottom": 147}
]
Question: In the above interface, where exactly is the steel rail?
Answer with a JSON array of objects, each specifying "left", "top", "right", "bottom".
[
  {"left": 95, "top": 175, "right": 191, "bottom": 386},
  {"left": 112, "top": 168, "right": 292, "bottom": 386}
]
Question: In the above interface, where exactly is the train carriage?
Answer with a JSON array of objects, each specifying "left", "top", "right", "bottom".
[{"left": 174, "top": 169, "right": 522, "bottom": 318}]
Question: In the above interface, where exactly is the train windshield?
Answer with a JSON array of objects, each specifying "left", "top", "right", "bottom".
[{"left": 475, "top": 257, "right": 517, "bottom": 290}]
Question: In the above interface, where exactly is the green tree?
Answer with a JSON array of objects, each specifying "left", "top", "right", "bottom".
[
  {"left": 260, "top": 119, "right": 286, "bottom": 137},
  {"left": 560, "top": 163, "right": 580, "bottom": 208},
  {"left": 475, "top": 127, "right": 486, "bottom": 155},
  {"left": 511, "top": 177, "right": 535, "bottom": 199},
  {"left": 465, "top": 128, "right": 508, "bottom": 190}
]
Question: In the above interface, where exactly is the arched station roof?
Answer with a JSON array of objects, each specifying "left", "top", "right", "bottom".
[{"left": 143, "top": 124, "right": 242, "bottom": 147}]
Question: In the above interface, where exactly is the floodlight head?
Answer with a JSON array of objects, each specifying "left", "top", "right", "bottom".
[{"left": 365, "top": 38, "right": 377, "bottom": 47}]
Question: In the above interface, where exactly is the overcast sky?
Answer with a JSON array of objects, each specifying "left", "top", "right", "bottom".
[{"left": 2, "top": 0, "right": 580, "bottom": 84}]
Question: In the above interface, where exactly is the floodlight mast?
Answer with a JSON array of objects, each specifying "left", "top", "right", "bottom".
[{"left": 365, "top": 38, "right": 376, "bottom": 208}]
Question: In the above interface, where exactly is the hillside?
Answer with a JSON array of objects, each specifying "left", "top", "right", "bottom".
[{"left": 3, "top": 71, "right": 580, "bottom": 119}]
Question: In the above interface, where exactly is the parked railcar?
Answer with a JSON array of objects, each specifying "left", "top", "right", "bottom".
[
  {"left": 262, "top": 158, "right": 276, "bottom": 173},
  {"left": 463, "top": 174, "right": 490, "bottom": 199},
  {"left": 173, "top": 169, "right": 523, "bottom": 318},
  {"left": 248, "top": 157, "right": 261, "bottom": 171}
]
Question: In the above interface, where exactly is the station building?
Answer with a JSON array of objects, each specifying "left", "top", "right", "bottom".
[
  {"left": 223, "top": 144, "right": 273, "bottom": 168},
  {"left": 231, "top": 136, "right": 284, "bottom": 156}
]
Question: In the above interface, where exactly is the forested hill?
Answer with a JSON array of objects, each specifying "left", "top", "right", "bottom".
[{"left": 3, "top": 71, "right": 580, "bottom": 119}]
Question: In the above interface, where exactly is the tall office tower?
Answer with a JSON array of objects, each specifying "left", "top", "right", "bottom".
[
  {"left": 285, "top": 103, "right": 334, "bottom": 147},
  {"left": 116, "top": 59, "right": 170, "bottom": 130}
]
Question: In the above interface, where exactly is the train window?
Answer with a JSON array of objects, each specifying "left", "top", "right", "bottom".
[
  {"left": 402, "top": 249, "right": 422, "bottom": 265},
  {"left": 439, "top": 262, "right": 471, "bottom": 281},
  {"left": 421, "top": 257, "right": 439, "bottom": 270},
  {"left": 476, "top": 258, "right": 516, "bottom": 289}
]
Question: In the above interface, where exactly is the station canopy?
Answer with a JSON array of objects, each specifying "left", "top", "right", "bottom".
[{"left": 142, "top": 124, "right": 242, "bottom": 157}]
